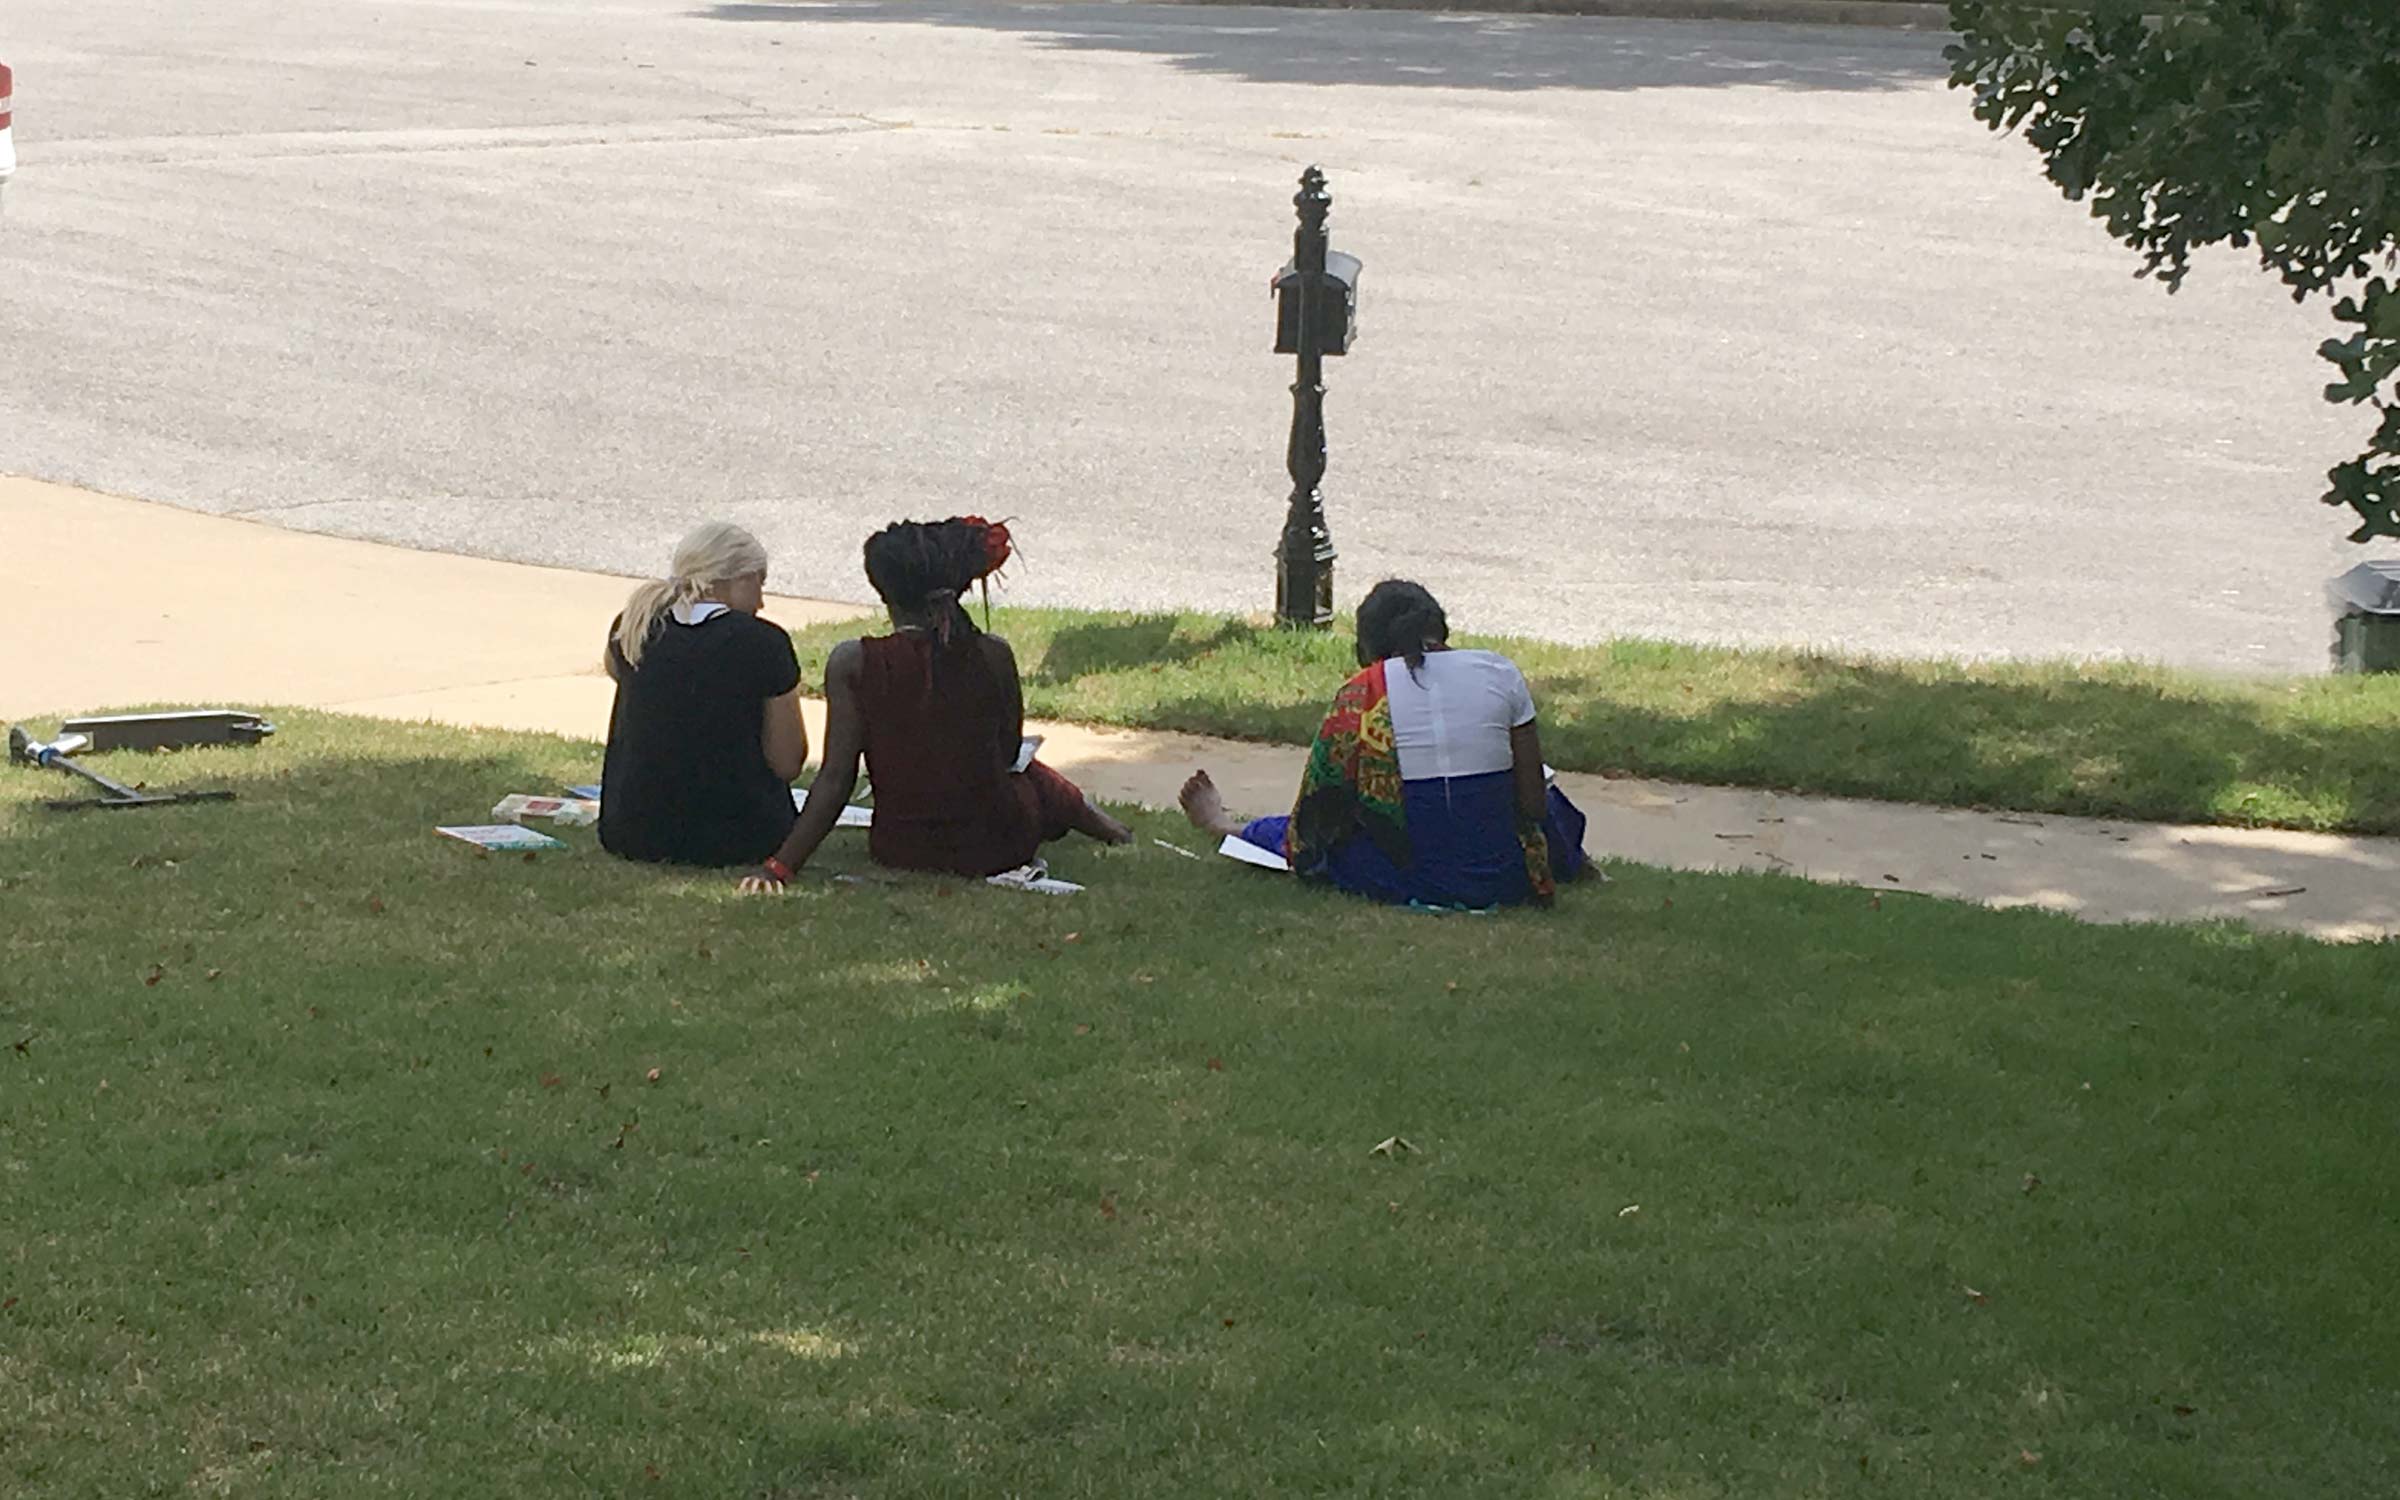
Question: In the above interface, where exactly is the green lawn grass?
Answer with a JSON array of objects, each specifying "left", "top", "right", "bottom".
[
  {"left": 789, "top": 607, "right": 2400, "bottom": 834},
  {"left": 4, "top": 714, "right": 2396, "bottom": 1496}
]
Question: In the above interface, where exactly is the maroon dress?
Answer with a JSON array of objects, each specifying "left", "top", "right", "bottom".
[{"left": 856, "top": 632, "right": 1086, "bottom": 877}]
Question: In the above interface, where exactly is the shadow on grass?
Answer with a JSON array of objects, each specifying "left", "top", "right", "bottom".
[
  {"left": 691, "top": 1, "right": 1951, "bottom": 94},
  {"left": 0, "top": 709, "right": 1131, "bottom": 912},
  {"left": 9, "top": 712, "right": 2400, "bottom": 1496},
  {"left": 1031, "top": 614, "right": 1265, "bottom": 686}
]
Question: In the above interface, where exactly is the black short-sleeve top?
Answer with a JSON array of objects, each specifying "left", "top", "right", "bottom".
[{"left": 598, "top": 609, "right": 802, "bottom": 866}]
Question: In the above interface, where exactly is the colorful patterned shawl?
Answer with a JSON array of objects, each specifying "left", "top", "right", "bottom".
[{"left": 1286, "top": 662, "right": 1409, "bottom": 877}]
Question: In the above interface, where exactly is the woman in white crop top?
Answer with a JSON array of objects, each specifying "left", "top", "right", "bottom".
[{"left": 1180, "top": 580, "right": 1592, "bottom": 909}]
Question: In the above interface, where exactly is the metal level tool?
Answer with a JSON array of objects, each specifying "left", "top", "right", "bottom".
[{"left": 7, "top": 724, "right": 240, "bottom": 812}]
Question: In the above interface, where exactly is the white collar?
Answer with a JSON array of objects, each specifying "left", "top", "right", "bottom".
[{"left": 671, "top": 600, "right": 730, "bottom": 626}]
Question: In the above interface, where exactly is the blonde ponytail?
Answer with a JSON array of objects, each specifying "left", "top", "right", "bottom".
[{"left": 614, "top": 521, "right": 770, "bottom": 669}]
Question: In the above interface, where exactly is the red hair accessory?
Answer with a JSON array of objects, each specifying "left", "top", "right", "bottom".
[{"left": 959, "top": 516, "right": 1013, "bottom": 580}]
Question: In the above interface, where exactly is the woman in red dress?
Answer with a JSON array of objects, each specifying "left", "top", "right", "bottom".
[{"left": 741, "top": 518, "right": 1129, "bottom": 890}]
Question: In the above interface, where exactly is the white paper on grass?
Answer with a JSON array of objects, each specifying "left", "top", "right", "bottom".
[
  {"left": 787, "top": 787, "right": 874, "bottom": 828},
  {"left": 986, "top": 860, "right": 1083, "bottom": 896},
  {"left": 1218, "top": 834, "right": 1292, "bottom": 873}
]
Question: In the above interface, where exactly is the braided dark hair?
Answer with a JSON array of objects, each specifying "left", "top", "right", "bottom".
[
  {"left": 862, "top": 518, "right": 1000, "bottom": 648},
  {"left": 1355, "top": 578, "right": 1449, "bottom": 672}
]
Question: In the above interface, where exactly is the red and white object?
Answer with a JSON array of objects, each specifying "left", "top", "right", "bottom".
[{"left": 0, "top": 62, "right": 15, "bottom": 202}]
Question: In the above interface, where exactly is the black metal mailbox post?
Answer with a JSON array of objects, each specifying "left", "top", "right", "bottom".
[{"left": 1273, "top": 165, "right": 1360, "bottom": 629}]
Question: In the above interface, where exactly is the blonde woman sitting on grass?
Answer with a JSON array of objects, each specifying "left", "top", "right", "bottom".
[{"left": 599, "top": 521, "right": 809, "bottom": 867}]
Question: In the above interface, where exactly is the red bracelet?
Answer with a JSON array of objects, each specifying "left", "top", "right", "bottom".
[{"left": 762, "top": 856, "right": 794, "bottom": 884}]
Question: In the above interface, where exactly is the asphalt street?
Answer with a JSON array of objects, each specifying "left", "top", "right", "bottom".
[{"left": 2, "top": 0, "right": 2385, "bottom": 669}]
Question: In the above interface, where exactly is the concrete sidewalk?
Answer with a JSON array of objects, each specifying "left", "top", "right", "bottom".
[{"left": 9, "top": 475, "right": 2397, "bottom": 942}]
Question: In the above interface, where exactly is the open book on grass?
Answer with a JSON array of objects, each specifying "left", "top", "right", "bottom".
[
  {"left": 1218, "top": 834, "right": 1292, "bottom": 873},
  {"left": 438, "top": 824, "right": 567, "bottom": 854}
]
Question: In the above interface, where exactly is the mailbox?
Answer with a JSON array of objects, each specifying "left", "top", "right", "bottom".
[{"left": 1274, "top": 250, "right": 1362, "bottom": 356}]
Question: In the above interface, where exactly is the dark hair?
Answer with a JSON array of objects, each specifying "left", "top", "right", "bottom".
[
  {"left": 862, "top": 518, "right": 995, "bottom": 647},
  {"left": 1355, "top": 578, "right": 1448, "bottom": 671}
]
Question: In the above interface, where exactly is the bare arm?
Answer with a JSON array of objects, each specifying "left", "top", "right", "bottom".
[
  {"left": 740, "top": 640, "right": 864, "bottom": 891},
  {"left": 1509, "top": 720, "right": 1549, "bottom": 825},
  {"left": 759, "top": 686, "right": 809, "bottom": 784}
]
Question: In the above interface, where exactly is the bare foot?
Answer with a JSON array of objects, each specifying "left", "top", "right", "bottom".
[
  {"left": 1074, "top": 798, "right": 1136, "bottom": 846},
  {"left": 1178, "top": 769, "right": 1246, "bottom": 839}
]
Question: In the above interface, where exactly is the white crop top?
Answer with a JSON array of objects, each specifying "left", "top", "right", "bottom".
[{"left": 1381, "top": 649, "right": 1537, "bottom": 783}]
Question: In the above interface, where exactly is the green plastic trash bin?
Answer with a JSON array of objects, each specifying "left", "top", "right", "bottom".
[{"left": 2329, "top": 561, "right": 2400, "bottom": 673}]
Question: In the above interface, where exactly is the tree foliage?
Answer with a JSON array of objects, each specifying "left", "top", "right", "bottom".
[{"left": 1946, "top": 0, "right": 2400, "bottom": 539}]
